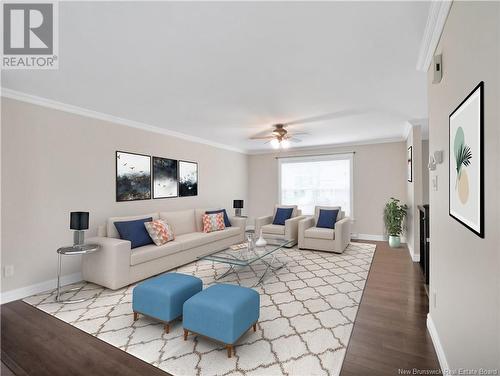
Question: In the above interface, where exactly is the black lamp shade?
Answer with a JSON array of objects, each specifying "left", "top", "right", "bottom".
[
  {"left": 70, "top": 212, "right": 89, "bottom": 230},
  {"left": 233, "top": 200, "right": 244, "bottom": 209}
]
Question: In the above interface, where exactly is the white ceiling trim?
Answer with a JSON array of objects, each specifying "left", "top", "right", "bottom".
[
  {"left": 416, "top": 0, "right": 452, "bottom": 72},
  {"left": 247, "top": 137, "right": 406, "bottom": 156},
  {"left": 1, "top": 88, "right": 247, "bottom": 154}
]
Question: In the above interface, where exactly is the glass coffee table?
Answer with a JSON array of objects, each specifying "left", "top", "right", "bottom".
[{"left": 200, "top": 237, "right": 294, "bottom": 286}]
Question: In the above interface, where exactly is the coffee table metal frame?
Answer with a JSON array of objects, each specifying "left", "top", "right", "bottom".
[{"left": 200, "top": 238, "right": 293, "bottom": 286}]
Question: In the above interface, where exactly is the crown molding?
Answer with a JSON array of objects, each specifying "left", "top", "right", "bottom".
[
  {"left": 1, "top": 88, "right": 247, "bottom": 154},
  {"left": 247, "top": 136, "right": 406, "bottom": 156},
  {"left": 416, "top": 1, "right": 452, "bottom": 72}
]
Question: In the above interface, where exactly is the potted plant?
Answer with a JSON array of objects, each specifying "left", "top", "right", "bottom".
[{"left": 383, "top": 197, "right": 408, "bottom": 248}]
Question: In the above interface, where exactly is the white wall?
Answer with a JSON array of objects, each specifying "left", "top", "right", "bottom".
[
  {"left": 427, "top": 1, "right": 499, "bottom": 369},
  {"left": 248, "top": 142, "right": 407, "bottom": 238},
  {"left": 1, "top": 98, "right": 248, "bottom": 294},
  {"left": 406, "top": 125, "right": 423, "bottom": 260},
  {"left": 422, "top": 140, "right": 429, "bottom": 204}
]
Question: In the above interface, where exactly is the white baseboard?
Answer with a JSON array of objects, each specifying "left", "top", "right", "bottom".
[
  {"left": 427, "top": 313, "right": 449, "bottom": 372},
  {"left": 351, "top": 233, "right": 386, "bottom": 241},
  {"left": 0, "top": 272, "right": 82, "bottom": 304},
  {"left": 411, "top": 253, "right": 421, "bottom": 262}
]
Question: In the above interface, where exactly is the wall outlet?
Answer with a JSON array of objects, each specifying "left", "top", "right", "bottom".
[
  {"left": 432, "top": 291, "right": 437, "bottom": 308},
  {"left": 432, "top": 175, "right": 438, "bottom": 191},
  {"left": 4, "top": 265, "right": 14, "bottom": 278}
]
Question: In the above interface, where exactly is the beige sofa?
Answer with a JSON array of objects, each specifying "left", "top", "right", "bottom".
[
  {"left": 298, "top": 206, "right": 351, "bottom": 254},
  {"left": 82, "top": 209, "right": 246, "bottom": 290},
  {"left": 254, "top": 205, "right": 305, "bottom": 247}
]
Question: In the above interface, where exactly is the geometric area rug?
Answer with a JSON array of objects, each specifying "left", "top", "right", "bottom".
[{"left": 24, "top": 243, "right": 376, "bottom": 376}]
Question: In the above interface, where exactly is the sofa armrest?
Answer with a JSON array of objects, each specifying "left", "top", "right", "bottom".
[
  {"left": 335, "top": 217, "right": 352, "bottom": 252},
  {"left": 229, "top": 216, "right": 247, "bottom": 232},
  {"left": 298, "top": 216, "right": 315, "bottom": 246},
  {"left": 82, "top": 237, "right": 131, "bottom": 290},
  {"left": 284, "top": 215, "right": 306, "bottom": 241},
  {"left": 254, "top": 215, "right": 273, "bottom": 237}
]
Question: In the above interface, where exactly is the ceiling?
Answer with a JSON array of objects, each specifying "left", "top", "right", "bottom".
[{"left": 1, "top": 1, "right": 430, "bottom": 153}]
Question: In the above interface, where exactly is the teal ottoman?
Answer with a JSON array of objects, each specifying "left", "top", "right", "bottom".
[
  {"left": 182, "top": 284, "right": 260, "bottom": 357},
  {"left": 132, "top": 272, "right": 202, "bottom": 333}
]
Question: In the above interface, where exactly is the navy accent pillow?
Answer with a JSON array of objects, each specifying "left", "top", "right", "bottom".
[
  {"left": 205, "top": 209, "right": 231, "bottom": 227},
  {"left": 316, "top": 209, "right": 339, "bottom": 229},
  {"left": 272, "top": 207, "right": 294, "bottom": 225},
  {"left": 114, "top": 217, "right": 154, "bottom": 249}
]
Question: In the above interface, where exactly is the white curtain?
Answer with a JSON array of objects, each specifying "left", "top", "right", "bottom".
[{"left": 279, "top": 154, "right": 353, "bottom": 216}]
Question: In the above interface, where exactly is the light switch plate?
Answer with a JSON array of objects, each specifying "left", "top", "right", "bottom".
[{"left": 432, "top": 175, "right": 438, "bottom": 191}]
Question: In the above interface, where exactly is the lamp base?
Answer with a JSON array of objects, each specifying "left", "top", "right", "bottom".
[
  {"left": 73, "top": 230, "right": 85, "bottom": 246},
  {"left": 235, "top": 208, "right": 242, "bottom": 217}
]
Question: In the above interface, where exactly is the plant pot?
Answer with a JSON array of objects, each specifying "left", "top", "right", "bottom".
[{"left": 388, "top": 235, "right": 401, "bottom": 248}]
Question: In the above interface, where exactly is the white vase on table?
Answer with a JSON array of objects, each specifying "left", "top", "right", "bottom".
[{"left": 255, "top": 229, "right": 267, "bottom": 247}]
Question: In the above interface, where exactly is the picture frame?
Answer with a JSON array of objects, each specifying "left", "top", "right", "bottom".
[
  {"left": 152, "top": 156, "right": 178, "bottom": 199},
  {"left": 449, "top": 81, "right": 484, "bottom": 238},
  {"left": 178, "top": 160, "right": 198, "bottom": 197},
  {"left": 407, "top": 146, "right": 413, "bottom": 183},
  {"left": 116, "top": 151, "right": 151, "bottom": 202}
]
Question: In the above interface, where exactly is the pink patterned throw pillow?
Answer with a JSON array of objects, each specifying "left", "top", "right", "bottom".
[
  {"left": 144, "top": 219, "right": 175, "bottom": 246},
  {"left": 202, "top": 212, "right": 226, "bottom": 233}
]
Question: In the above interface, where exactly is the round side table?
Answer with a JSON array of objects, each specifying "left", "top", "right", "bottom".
[{"left": 56, "top": 244, "right": 100, "bottom": 303}]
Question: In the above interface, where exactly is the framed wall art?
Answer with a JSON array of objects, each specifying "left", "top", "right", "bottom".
[
  {"left": 116, "top": 151, "right": 151, "bottom": 201},
  {"left": 178, "top": 160, "right": 198, "bottom": 197},
  {"left": 449, "top": 81, "right": 484, "bottom": 238},
  {"left": 152, "top": 157, "right": 178, "bottom": 199}
]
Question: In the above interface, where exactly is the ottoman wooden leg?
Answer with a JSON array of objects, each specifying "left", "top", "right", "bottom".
[
  {"left": 183, "top": 329, "right": 188, "bottom": 341},
  {"left": 133, "top": 312, "right": 138, "bottom": 321},
  {"left": 253, "top": 323, "right": 257, "bottom": 332},
  {"left": 164, "top": 323, "right": 170, "bottom": 333},
  {"left": 226, "top": 344, "right": 233, "bottom": 358}
]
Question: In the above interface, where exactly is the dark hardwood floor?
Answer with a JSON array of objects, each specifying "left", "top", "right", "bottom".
[
  {"left": 1, "top": 241, "right": 439, "bottom": 376},
  {"left": 341, "top": 241, "right": 440, "bottom": 375}
]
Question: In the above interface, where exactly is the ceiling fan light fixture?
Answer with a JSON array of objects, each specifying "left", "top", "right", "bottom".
[
  {"left": 270, "top": 138, "right": 280, "bottom": 149},
  {"left": 281, "top": 139, "right": 290, "bottom": 148}
]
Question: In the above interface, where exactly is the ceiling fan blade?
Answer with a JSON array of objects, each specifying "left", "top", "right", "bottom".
[
  {"left": 288, "top": 132, "right": 310, "bottom": 136},
  {"left": 249, "top": 135, "right": 275, "bottom": 140},
  {"left": 283, "top": 109, "right": 371, "bottom": 127},
  {"left": 289, "top": 138, "right": 302, "bottom": 143}
]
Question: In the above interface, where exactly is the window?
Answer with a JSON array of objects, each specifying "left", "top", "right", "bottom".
[{"left": 279, "top": 154, "right": 353, "bottom": 217}]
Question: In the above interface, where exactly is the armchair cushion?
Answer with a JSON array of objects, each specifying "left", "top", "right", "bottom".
[
  {"left": 114, "top": 217, "right": 154, "bottom": 249},
  {"left": 304, "top": 227, "right": 335, "bottom": 240},
  {"left": 261, "top": 224, "right": 286, "bottom": 236},
  {"left": 205, "top": 209, "right": 231, "bottom": 227},
  {"left": 272, "top": 208, "right": 294, "bottom": 225},
  {"left": 316, "top": 209, "right": 339, "bottom": 229}
]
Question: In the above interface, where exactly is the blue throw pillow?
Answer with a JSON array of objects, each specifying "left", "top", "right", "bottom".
[
  {"left": 205, "top": 209, "right": 231, "bottom": 227},
  {"left": 114, "top": 217, "right": 154, "bottom": 249},
  {"left": 272, "top": 207, "right": 294, "bottom": 225},
  {"left": 316, "top": 209, "right": 339, "bottom": 229}
]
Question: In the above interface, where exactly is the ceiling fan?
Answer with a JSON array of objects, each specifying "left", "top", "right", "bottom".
[
  {"left": 249, "top": 123, "right": 306, "bottom": 149},
  {"left": 248, "top": 109, "right": 371, "bottom": 149}
]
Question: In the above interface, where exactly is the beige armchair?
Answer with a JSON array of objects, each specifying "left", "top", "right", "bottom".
[
  {"left": 254, "top": 205, "right": 304, "bottom": 247},
  {"left": 298, "top": 206, "right": 351, "bottom": 254}
]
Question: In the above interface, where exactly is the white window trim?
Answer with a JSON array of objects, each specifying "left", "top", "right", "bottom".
[{"left": 277, "top": 153, "right": 354, "bottom": 220}]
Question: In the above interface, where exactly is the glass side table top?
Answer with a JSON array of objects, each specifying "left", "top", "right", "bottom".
[{"left": 200, "top": 237, "right": 293, "bottom": 266}]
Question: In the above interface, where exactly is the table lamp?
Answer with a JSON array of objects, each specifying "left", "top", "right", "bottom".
[
  {"left": 233, "top": 200, "right": 244, "bottom": 217},
  {"left": 70, "top": 211, "right": 89, "bottom": 246}
]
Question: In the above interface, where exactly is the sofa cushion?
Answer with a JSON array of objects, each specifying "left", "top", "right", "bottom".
[
  {"left": 272, "top": 208, "right": 294, "bottom": 225},
  {"left": 175, "top": 232, "right": 211, "bottom": 250},
  {"left": 130, "top": 241, "right": 183, "bottom": 266},
  {"left": 144, "top": 219, "right": 175, "bottom": 246},
  {"left": 205, "top": 209, "right": 231, "bottom": 228},
  {"left": 107, "top": 212, "right": 159, "bottom": 239},
  {"left": 114, "top": 217, "right": 154, "bottom": 249},
  {"left": 316, "top": 209, "right": 339, "bottom": 229},
  {"left": 304, "top": 227, "right": 335, "bottom": 240},
  {"left": 261, "top": 224, "right": 285, "bottom": 235},
  {"left": 202, "top": 213, "right": 226, "bottom": 233},
  {"left": 206, "top": 227, "right": 241, "bottom": 241},
  {"left": 160, "top": 210, "right": 196, "bottom": 235}
]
